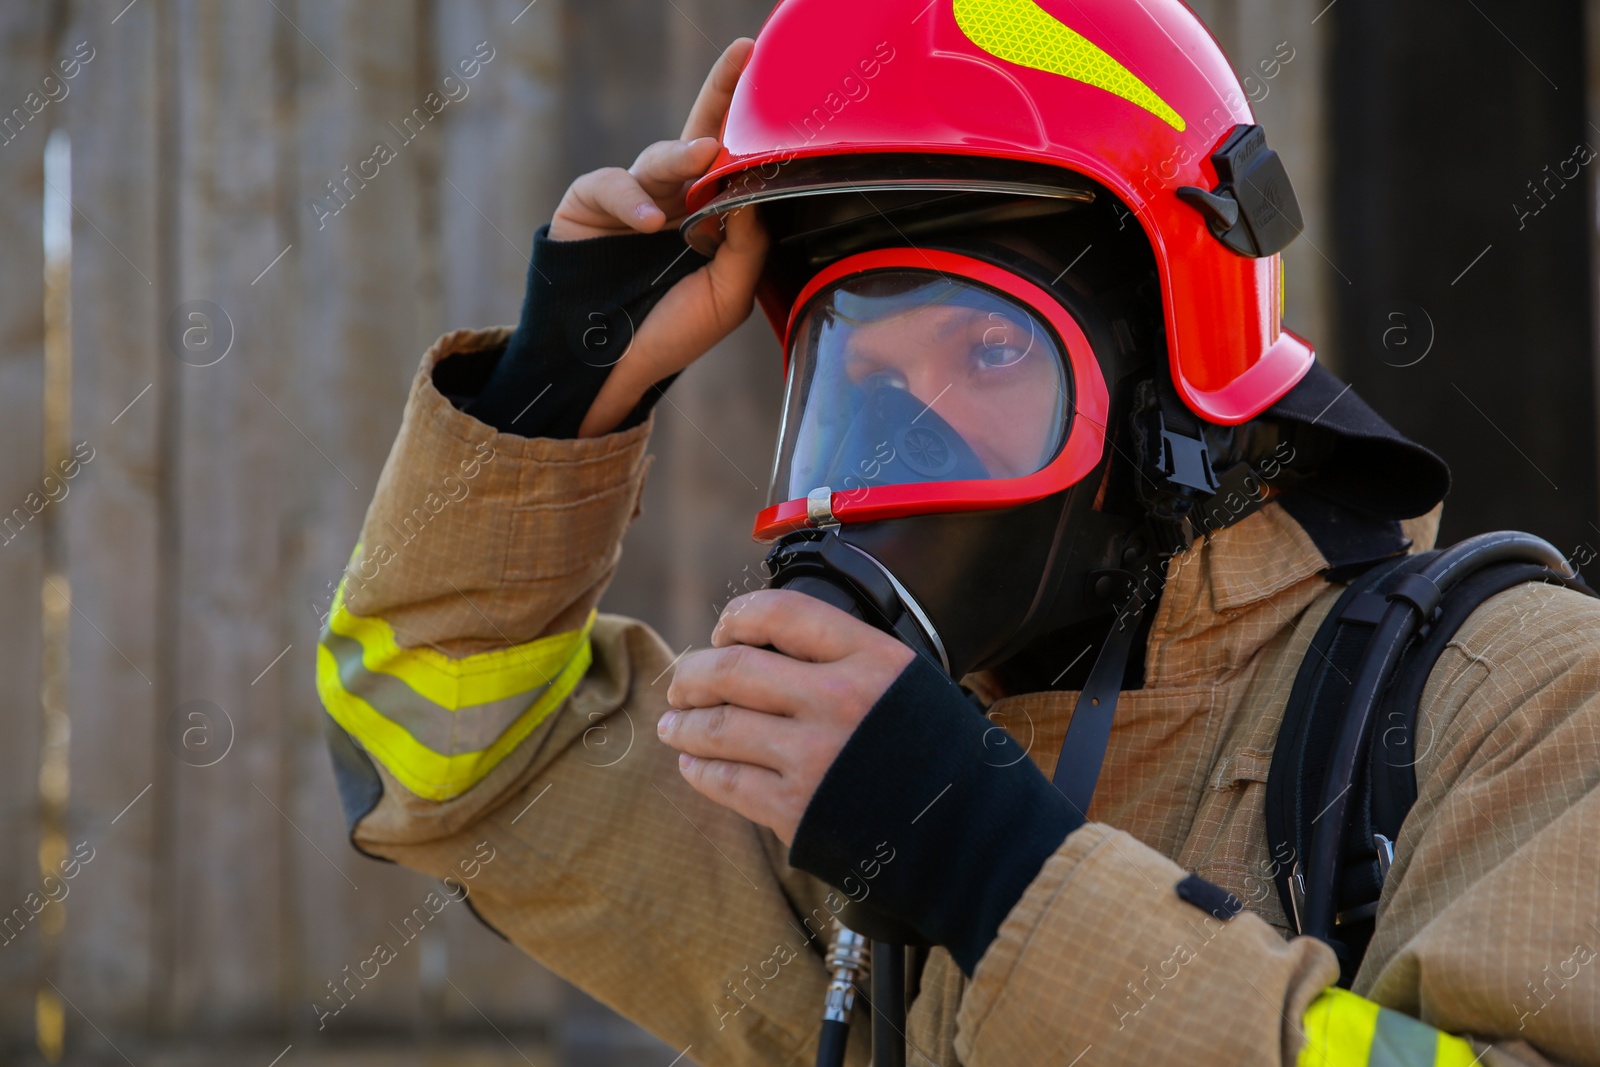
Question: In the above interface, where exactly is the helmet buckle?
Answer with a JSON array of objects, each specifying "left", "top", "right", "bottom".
[{"left": 1177, "top": 124, "right": 1304, "bottom": 258}]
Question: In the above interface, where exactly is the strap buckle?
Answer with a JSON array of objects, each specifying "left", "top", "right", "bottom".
[{"left": 1156, "top": 412, "right": 1221, "bottom": 494}]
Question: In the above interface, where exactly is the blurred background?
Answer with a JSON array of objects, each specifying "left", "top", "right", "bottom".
[{"left": 1, "top": 0, "right": 1596, "bottom": 1063}]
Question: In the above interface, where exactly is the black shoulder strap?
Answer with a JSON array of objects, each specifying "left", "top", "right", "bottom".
[
  {"left": 1264, "top": 552, "right": 1421, "bottom": 942},
  {"left": 1365, "top": 560, "right": 1572, "bottom": 847},
  {"left": 1266, "top": 533, "right": 1593, "bottom": 985}
]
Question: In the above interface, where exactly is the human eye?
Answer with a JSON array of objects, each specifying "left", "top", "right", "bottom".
[
  {"left": 973, "top": 312, "right": 1033, "bottom": 369},
  {"left": 974, "top": 341, "right": 1029, "bottom": 368}
]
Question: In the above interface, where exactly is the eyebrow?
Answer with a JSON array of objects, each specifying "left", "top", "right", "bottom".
[{"left": 931, "top": 306, "right": 985, "bottom": 343}]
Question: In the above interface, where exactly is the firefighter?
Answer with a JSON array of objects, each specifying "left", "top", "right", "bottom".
[{"left": 317, "top": 2, "right": 1600, "bottom": 1064}]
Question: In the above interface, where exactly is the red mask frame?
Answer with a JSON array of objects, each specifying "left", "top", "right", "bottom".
[{"left": 753, "top": 248, "right": 1111, "bottom": 542}]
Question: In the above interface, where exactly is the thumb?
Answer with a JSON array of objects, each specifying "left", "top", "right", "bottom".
[
  {"left": 575, "top": 208, "right": 768, "bottom": 438},
  {"left": 702, "top": 206, "right": 770, "bottom": 329},
  {"left": 713, "top": 206, "right": 769, "bottom": 278}
]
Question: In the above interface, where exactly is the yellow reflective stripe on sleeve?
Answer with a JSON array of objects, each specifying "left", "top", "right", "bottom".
[
  {"left": 315, "top": 570, "right": 594, "bottom": 802},
  {"left": 1301, "top": 988, "right": 1380, "bottom": 1066},
  {"left": 1298, "top": 988, "right": 1480, "bottom": 1067},
  {"left": 325, "top": 577, "right": 581, "bottom": 709},
  {"left": 1431, "top": 1031, "right": 1481, "bottom": 1067},
  {"left": 953, "top": 0, "right": 1186, "bottom": 131}
]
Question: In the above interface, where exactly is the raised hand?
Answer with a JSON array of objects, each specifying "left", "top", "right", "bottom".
[{"left": 547, "top": 38, "right": 770, "bottom": 437}]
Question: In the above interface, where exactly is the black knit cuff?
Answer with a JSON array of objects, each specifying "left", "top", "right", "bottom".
[
  {"left": 788, "top": 654, "right": 1084, "bottom": 975},
  {"left": 457, "top": 222, "right": 709, "bottom": 437}
]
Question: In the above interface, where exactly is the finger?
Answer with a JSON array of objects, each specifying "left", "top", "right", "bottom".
[
  {"left": 712, "top": 589, "right": 880, "bottom": 663},
  {"left": 639, "top": 204, "right": 768, "bottom": 350},
  {"left": 575, "top": 208, "right": 768, "bottom": 437},
  {"left": 705, "top": 203, "right": 769, "bottom": 288},
  {"left": 666, "top": 644, "right": 816, "bottom": 716},
  {"left": 681, "top": 37, "right": 754, "bottom": 142},
  {"left": 693, "top": 205, "right": 770, "bottom": 329},
  {"left": 675, "top": 752, "right": 793, "bottom": 836},
  {"left": 630, "top": 137, "right": 722, "bottom": 203},
  {"left": 656, "top": 703, "right": 797, "bottom": 771},
  {"left": 615, "top": 205, "right": 768, "bottom": 381},
  {"left": 568, "top": 166, "right": 667, "bottom": 232}
]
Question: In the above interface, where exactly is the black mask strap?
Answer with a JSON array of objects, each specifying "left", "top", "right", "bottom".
[{"left": 1050, "top": 595, "right": 1150, "bottom": 818}]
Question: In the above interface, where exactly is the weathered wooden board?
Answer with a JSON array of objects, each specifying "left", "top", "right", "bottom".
[
  {"left": 163, "top": 0, "right": 292, "bottom": 1033},
  {"left": 0, "top": 2, "right": 53, "bottom": 1045},
  {"left": 60, "top": 0, "right": 168, "bottom": 1037}
]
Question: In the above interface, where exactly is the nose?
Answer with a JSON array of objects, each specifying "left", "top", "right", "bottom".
[
  {"left": 861, "top": 368, "right": 908, "bottom": 392},
  {"left": 905, "top": 362, "right": 952, "bottom": 416}
]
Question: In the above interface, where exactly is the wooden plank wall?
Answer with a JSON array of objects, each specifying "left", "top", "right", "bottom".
[
  {"left": 0, "top": 0, "right": 1336, "bottom": 1062},
  {"left": 41, "top": 0, "right": 635, "bottom": 1060},
  {"left": 284, "top": 0, "right": 444, "bottom": 1041},
  {"left": 60, "top": 0, "right": 168, "bottom": 1049},
  {"left": 0, "top": 2, "right": 54, "bottom": 1047}
]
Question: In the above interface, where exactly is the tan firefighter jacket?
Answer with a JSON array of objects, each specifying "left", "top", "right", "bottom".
[{"left": 316, "top": 327, "right": 1600, "bottom": 1067}]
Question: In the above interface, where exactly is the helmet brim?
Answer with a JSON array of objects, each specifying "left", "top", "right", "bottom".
[{"left": 680, "top": 152, "right": 1097, "bottom": 256}]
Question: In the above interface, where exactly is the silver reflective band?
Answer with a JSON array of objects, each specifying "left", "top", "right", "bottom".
[{"left": 808, "top": 486, "right": 838, "bottom": 527}]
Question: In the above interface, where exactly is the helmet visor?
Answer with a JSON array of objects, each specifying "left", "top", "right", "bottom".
[{"left": 772, "top": 269, "right": 1073, "bottom": 506}]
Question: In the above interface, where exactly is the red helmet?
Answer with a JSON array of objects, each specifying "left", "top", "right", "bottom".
[{"left": 684, "top": 0, "right": 1314, "bottom": 431}]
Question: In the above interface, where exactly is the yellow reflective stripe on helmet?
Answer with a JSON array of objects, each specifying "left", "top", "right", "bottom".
[
  {"left": 952, "top": 0, "right": 1186, "bottom": 131},
  {"left": 316, "top": 570, "right": 594, "bottom": 802},
  {"left": 1298, "top": 989, "right": 1479, "bottom": 1067}
]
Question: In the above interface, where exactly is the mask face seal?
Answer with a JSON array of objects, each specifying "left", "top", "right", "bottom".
[{"left": 755, "top": 249, "right": 1111, "bottom": 542}]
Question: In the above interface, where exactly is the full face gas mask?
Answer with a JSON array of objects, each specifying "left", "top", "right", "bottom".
[{"left": 749, "top": 205, "right": 1165, "bottom": 684}]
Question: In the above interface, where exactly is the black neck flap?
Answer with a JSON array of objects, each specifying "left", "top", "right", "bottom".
[{"left": 1264, "top": 362, "right": 1451, "bottom": 523}]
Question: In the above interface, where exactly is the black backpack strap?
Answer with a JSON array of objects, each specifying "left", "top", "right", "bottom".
[
  {"left": 1366, "top": 560, "right": 1582, "bottom": 841},
  {"left": 1268, "top": 531, "right": 1594, "bottom": 985},
  {"left": 1264, "top": 552, "right": 1424, "bottom": 943},
  {"left": 1340, "top": 559, "right": 1592, "bottom": 977}
]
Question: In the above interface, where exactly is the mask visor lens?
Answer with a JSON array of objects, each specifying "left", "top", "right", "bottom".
[{"left": 771, "top": 270, "right": 1073, "bottom": 506}]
